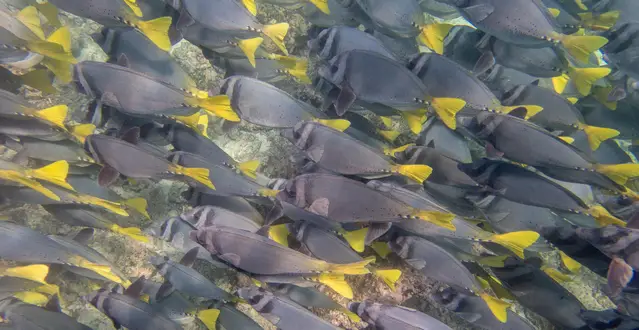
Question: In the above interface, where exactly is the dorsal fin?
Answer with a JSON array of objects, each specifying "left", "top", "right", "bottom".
[
  {"left": 120, "top": 127, "right": 140, "bottom": 144},
  {"left": 72, "top": 228, "right": 95, "bottom": 245},
  {"left": 44, "top": 294, "right": 61, "bottom": 312},
  {"left": 179, "top": 247, "right": 198, "bottom": 268},
  {"left": 124, "top": 276, "right": 145, "bottom": 298}
]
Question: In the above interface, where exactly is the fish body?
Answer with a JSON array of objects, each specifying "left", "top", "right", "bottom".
[
  {"left": 308, "top": 26, "right": 396, "bottom": 62},
  {"left": 7, "top": 136, "right": 93, "bottom": 164},
  {"left": 303, "top": 0, "right": 359, "bottom": 27},
  {"left": 237, "top": 286, "right": 339, "bottom": 330},
  {"left": 488, "top": 38, "right": 569, "bottom": 77},
  {"left": 372, "top": 30, "right": 419, "bottom": 64},
  {"left": 0, "top": 298, "right": 91, "bottom": 330},
  {"left": 352, "top": 0, "right": 425, "bottom": 38},
  {"left": 416, "top": 118, "right": 472, "bottom": 164},
  {"left": 576, "top": 226, "right": 639, "bottom": 270},
  {"left": 349, "top": 301, "right": 452, "bottom": 330},
  {"left": 180, "top": 205, "right": 261, "bottom": 232},
  {"left": 396, "top": 146, "right": 480, "bottom": 188},
  {"left": 419, "top": 0, "right": 460, "bottom": 19},
  {"left": 0, "top": 89, "right": 68, "bottom": 132},
  {"left": 161, "top": 124, "right": 236, "bottom": 166},
  {"left": 289, "top": 222, "right": 362, "bottom": 264}
]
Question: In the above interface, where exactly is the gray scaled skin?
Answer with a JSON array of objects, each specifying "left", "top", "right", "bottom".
[
  {"left": 302, "top": 0, "right": 359, "bottom": 27},
  {"left": 419, "top": 0, "right": 460, "bottom": 19},
  {"left": 84, "top": 134, "right": 185, "bottom": 181},
  {"left": 181, "top": 194, "right": 264, "bottom": 225},
  {"left": 138, "top": 278, "right": 199, "bottom": 324},
  {"left": 372, "top": 30, "right": 419, "bottom": 64},
  {"left": 74, "top": 61, "right": 198, "bottom": 117},
  {"left": 571, "top": 130, "right": 632, "bottom": 164},
  {"left": 353, "top": 0, "right": 425, "bottom": 38},
  {"left": 279, "top": 173, "right": 430, "bottom": 223},
  {"left": 87, "top": 289, "right": 183, "bottom": 330},
  {"left": 477, "top": 63, "right": 539, "bottom": 100},
  {"left": 289, "top": 222, "right": 363, "bottom": 264},
  {"left": 582, "top": 101, "right": 639, "bottom": 140},
  {"left": 576, "top": 226, "right": 639, "bottom": 270},
  {"left": 150, "top": 249, "right": 236, "bottom": 301},
  {"left": 211, "top": 301, "right": 263, "bottom": 330},
  {"left": 0, "top": 117, "right": 65, "bottom": 141},
  {"left": 433, "top": 287, "right": 535, "bottom": 330},
  {"left": 169, "top": 151, "right": 268, "bottom": 199},
  {"left": 464, "top": 112, "right": 621, "bottom": 190},
  {"left": 602, "top": 22, "right": 639, "bottom": 81},
  {"left": 416, "top": 118, "right": 472, "bottom": 164},
  {"left": 272, "top": 283, "right": 346, "bottom": 311},
  {"left": 221, "top": 57, "right": 294, "bottom": 84},
  {"left": 0, "top": 89, "right": 66, "bottom": 131},
  {"left": 161, "top": 124, "right": 236, "bottom": 166},
  {"left": 285, "top": 121, "right": 400, "bottom": 178},
  {"left": 180, "top": 205, "right": 262, "bottom": 232},
  {"left": 0, "top": 277, "right": 44, "bottom": 301},
  {"left": 442, "top": 26, "right": 485, "bottom": 71},
  {"left": 390, "top": 235, "right": 481, "bottom": 294},
  {"left": 489, "top": 257, "right": 588, "bottom": 329},
  {"left": 348, "top": 300, "right": 452, "bottom": 330},
  {"left": 43, "top": 204, "right": 138, "bottom": 232},
  {"left": 0, "top": 298, "right": 92, "bottom": 330},
  {"left": 48, "top": 228, "right": 128, "bottom": 282},
  {"left": 6, "top": 136, "right": 94, "bottom": 164},
  {"left": 395, "top": 145, "right": 480, "bottom": 188},
  {"left": 480, "top": 196, "right": 576, "bottom": 233},
  {"left": 220, "top": 76, "right": 325, "bottom": 128},
  {"left": 0, "top": 221, "right": 90, "bottom": 266},
  {"left": 92, "top": 27, "right": 194, "bottom": 90},
  {"left": 407, "top": 52, "right": 502, "bottom": 117},
  {"left": 446, "top": 0, "right": 562, "bottom": 48},
  {"left": 592, "top": 0, "right": 639, "bottom": 28},
  {"left": 47, "top": 0, "right": 137, "bottom": 26},
  {"left": 308, "top": 26, "right": 396, "bottom": 62},
  {"left": 318, "top": 50, "right": 430, "bottom": 116},
  {"left": 488, "top": 38, "right": 570, "bottom": 78},
  {"left": 181, "top": 25, "right": 266, "bottom": 59},
  {"left": 173, "top": 0, "right": 268, "bottom": 39},
  {"left": 237, "top": 286, "right": 339, "bottom": 330},
  {"left": 191, "top": 225, "right": 350, "bottom": 275}
]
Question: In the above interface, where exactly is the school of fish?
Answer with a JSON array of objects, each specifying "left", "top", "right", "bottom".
[{"left": 0, "top": 0, "right": 639, "bottom": 328}]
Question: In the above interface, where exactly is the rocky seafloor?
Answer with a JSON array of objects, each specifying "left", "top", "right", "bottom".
[{"left": 0, "top": 2, "right": 620, "bottom": 329}]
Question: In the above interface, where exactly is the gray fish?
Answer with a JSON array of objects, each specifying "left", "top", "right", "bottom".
[
  {"left": 74, "top": 61, "right": 237, "bottom": 121},
  {"left": 169, "top": 151, "right": 270, "bottom": 200},
  {"left": 318, "top": 50, "right": 466, "bottom": 131},
  {"left": 278, "top": 173, "right": 455, "bottom": 228},
  {"left": 137, "top": 278, "right": 199, "bottom": 323},
  {"left": 170, "top": 0, "right": 290, "bottom": 54},
  {"left": 158, "top": 124, "right": 236, "bottom": 166},
  {"left": 237, "top": 286, "right": 339, "bottom": 330},
  {"left": 581, "top": 100, "right": 639, "bottom": 140},
  {"left": 212, "top": 301, "right": 264, "bottom": 330},
  {"left": 394, "top": 145, "right": 480, "bottom": 188},
  {"left": 464, "top": 111, "right": 632, "bottom": 191},
  {"left": 349, "top": 301, "right": 452, "bottom": 330},
  {"left": 443, "top": 0, "right": 607, "bottom": 63},
  {"left": 48, "top": 228, "right": 128, "bottom": 283},
  {"left": 501, "top": 83, "right": 618, "bottom": 150},
  {"left": 570, "top": 130, "right": 632, "bottom": 165},
  {"left": 480, "top": 196, "right": 579, "bottom": 233},
  {"left": 84, "top": 133, "right": 215, "bottom": 189},
  {"left": 285, "top": 121, "right": 431, "bottom": 182},
  {"left": 150, "top": 247, "right": 236, "bottom": 301},
  {"left": 0, "top": 297, "right": 91, "bottom": 330},
  {"left": 433, "top": 287, "right": 535, "bottom": 330},
  {"left": 0, "top": 117, "right": 66, "bottom": 140},
  {"left": 592, "top": 0, "right": 639, "bottom": 28},
  {"left": 4, "top": 135, "right": 95, "bottom": 164},
  {"left": 419, "top": 0, "right": 460, "bottom": 19},
  {"left": 220, "top": 76, "right": 346, "bottom": 129},
  {"left": 221, "top": 57, "right": 308, "bottom": 84},
  {"left": 372, "top": 30, "right": 419, "bottom": 63},
  {"left": 289, "top": 222, "right": 363, "bottom": 264},
  {"left": 416, "top": 118, "right": 472, "bottom": 164},
  {"left": 350, "top": 0, "right": 425, "bottom": 38},
  {"left": 0, "top": 89, "right": 68, "bottom": 132},
  {"left": 180, "top": 25, "right": 266, "bottom": 66},
  {"left": 191, "top": 225, "right": 374, "bottom": 275},
  {"left": 478, "top": 64, "right": 539, "bottom": 99},
  {"left": 181, "top": 194, "right": 264, "bottom": 224},
  {"left": 87, "top": 278, "right": 183, "bottom": 330},
  {"left": 407, "top": 52, "right": 542, "bottom": 119},
  {"left": 92, "top": 27, "right": 194, "bottom": 90},
  {"left": 303, "top": 0, "right": 359, "bottom": 27},
  {"left": 442, "top": 26, "right": 485, "bottom": 71},
  {"left": 308, "top": 26, "right": 396, "bottom": 62},
  {"left": 272, "top": 284, "right": 361, "bottom": 323},
  {"left": 180, "top": 205, "right": 262, "bottom": 232}
]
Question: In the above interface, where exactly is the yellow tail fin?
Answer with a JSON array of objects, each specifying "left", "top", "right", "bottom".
[
  {"left": 559, "top": 251, "right": 581, "bottom": 273},
  {"left": 34, "top": 105, "right": 68, "bottom": 130},
  {"left": 197, "top": 308, "right": 221, "bottom": 330},
  {"left": 240, "top": 0, "right": 257, "bottom": 15},
  {"left": 542, "top": 266, "right": 573, "bottom": 283},
  {"left": 373, "top": 269, "right": 402, "bottom": 291},
  {"left": 123, "top": 0, "right": 143, "bottom": 17},
  {"left": 547, "top": 7, "right": 561, "bottom": 18},
  {"left": 569, "top": 67, "right": 611, "bottom": 96},
  {"left": 41, "top": 58, "right": 73, "bottom": 83},
  {"left": 567, "top": 97, "right": 579, "bottom": 104},
  {"left": 262, "top": 23, "right": 289, "bottom": 55},
  {"left": 135, "top": 17, "right": 172, "bottom": 51},
  {"left": 30, "top": 160, "right": 73, "bottom": 191},
  {"left": 578, "top": 10, "right": 620, "bottom": 30},
  {"left": 498, "top": 105, "right": 543, "bottom": 119},
  {"left": 286, "top": 69, "right": 312, "bottom": 84},
  {"left": 588, "top": 205, "right": 626, "bottom": 227},
  {"left": 479, "top": 293, "right": 510, "bottom": 323},
  {"left": 379, "top": 129, "right": 400, "bottom": 142},
  {"left": 316, "top": 273, "right": 353, "bottom": 299},
  {"left": 487, "top": 231, "right": 540, "bottom": 258},
  {"left": 370, "top": 242, "right": 392, "bottom": 259},
  {"left": 47, "top": 26, "right": 71, "bottom": 53},
  {"left": 391, "top": 164, "right": 433, "bottom": 183},
  {"left": 35, "top": 283, "right": 60, "bottom": 296},
  {"left": 401, "top": 111, "right": 427, "bottom": 134},
  {"left": 237, "top": 37, "right": 263, "bottom": 67},
  {"left": 315, "top": 118, "right": 351, "bottom": 131},
  {"left": 559, "top": 136, "right": 575, "bottom": 144},
  {"left": 77, "top": 195, "right": 129, "bottom": 217},
  {"left": 419, "top": 23, "right": 455, "bottom": 54},
  {"left": 309, "top": 0, "right": 330, "bottom": 14},
  {"left": 552, "top": 73, "right": 570, "bottom": 94},
  {"left": 171, "top": 165, "right": 215, "bottom": 190},
  {"left": 343, "top": 309, "right": 361, "bottom": 323},
  {"left": 258, "top": 188, "right": 280, "bottom": 197},
  {"left": 268, "top": 224, "right": 290, "bottom": 247},
  {"left": 380, "top": 116, "right": 393, "bottom": 128},
  {"left": 430, "top": 97, "right": 466, "bottom": 129},
  {"left": 592, "top": 85, "right": 617, "bottom": 110},
  {"left": 14, "top": 291, "right": 49, "bottom": 306},
  {"left": 34, "top": 2, "right": 60, "bottom": 27},
  {"left": 559, "top": 34, "right": 608, "bottom": 63},
  {"left": 327, "top": 256, "right": 374, "bottom": 275},
  {"left": 110, "top": 224, "right": 149, "bottom": 243},
  {"left": 579, "top": 123, "right": 619, "bottom": 150},
  {"left": 172, "top": 112, "right": 201, "bottom": 133},
  {"left": 596, "top": 163, "right": 639, "bottom": 185},
  {"left": 20, "top": 69, "right": 56, "bottom": 94},
  {"left": 1, "top": 171, "right": 60, "bottom": 201},
  {"left": 238, "top": 160, "right": 260, "bottom": 179},
  {"left": 123, "top": 197, "right": 149, "bottom": 219},
  {"left": 341, "top": 227, "right": 368, "bottom": 253},
  {"left": 198, "top": 113, "right": 209, "bottom": 137},
  {"left": 412, "top": 210, "right": 456, "bottom": 230},
  {"left": 1, "top": 264, "right": 49, "bottom": 283},
  {"left": 70, "top": 124, "right": 96, "bottom": 143},
  {"left": 383, "top": 143, "right": 415, "bottom": 157},
  {"left": 69, "top": 256, "right": 122, "bottom": 284},
  {"left": 17, "top": 6, "right": 45, "bottom": 40},
  {"left": 193, "top": 95, "right": 240, "bottom": 122}
]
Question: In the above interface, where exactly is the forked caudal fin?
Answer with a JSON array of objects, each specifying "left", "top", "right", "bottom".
[
  {"left": 429, "top": 97, "right": 466, "bottom": 129},
  {"left": 497, "top": 105, "right": 543, "bottom": 119},
  {"left": 327, "top": 256, "right": 375, "bottom": 275},
  {"left": 134, "top": 17, "right": 172, "bottom": 52},
  {"left": 190, "top": 95, "right": 240, "bottom": 122},
  {"left": 595, "top": 163, "right": 639, "bottom": 186},
  {"left": 29, "top": 105, "right": 68, "bottom": 130},
  {"left": 559, "top": 251, "right": 581, "bottom": 273},
  {"left": 262, "top": 23, "right": 290, "bottom": 55},
  {"left": 309, "top": 0, "right": 330, "bottom": 15},
  {"left": 28, "top": 160, "right": 73, "bottom": 191},
  {"left": 419, "top": 23, "right": 455, "bottom": 54},
  {"left": 373, "top": 269, "right": 402, "bottom": 291},
  {"left": 486, "top": 231, "right": 540, "bottom": 258},
  {"left": 238, "top": 159, "right": 260, "bottom": 179},
  {"left": 391, "top": 164, "right": 433, "bottom": 184},
  {"left": 341, "top": 227, "right": 368, "bottom": 252},
  {"left": 411, "top": 210, "right": 456, "bottom": 230},
  {"left": 237, "top": 37, "right": 263, "bottom": 68},
  {"left": 109, "top": 224, "right": 149, "bottom": 243},
  {"left": 197, "top": 308, "right": 221, "bottom": 330},
  {"left": 170, "top": 165, "right": 215, "bottom": 190},
  {"left": 314, "top": 118, "right": 351, "bottom": 131},
  {"left": 69, "top": 256, "right": 122, "bottom": 284},
  {"left": 0, "top": 172, "right": 60, "bottom": 201},
  {"left": 559, "top": 34, "right": 608, "bottom": 64},
  {"left": 578, "top": 10, "right": 620, "bottom": 30},
  {"left": 569, "top": 67, "right": 611, "bottom": 96},
  {"left": 268, "top": 224, "right": 290, "bottom": 247},
  {"left": 479, "top": 293, "right": 510, "bottom": 323},
  {"left": 316, "top": 273, "right": 353, "bottom": 299},
  {"left": 587, "top": 205, "right": 626, "bottom": 227},
  {"left": 579, "top": 123, "right": 619, "bottom": 150}
]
